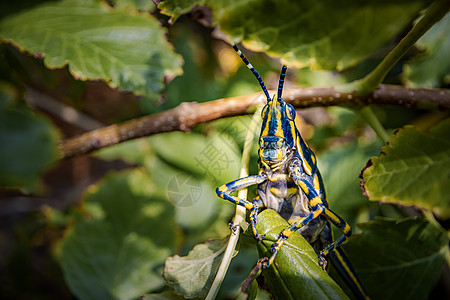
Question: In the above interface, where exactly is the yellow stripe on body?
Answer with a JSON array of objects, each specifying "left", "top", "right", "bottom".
[
  {"left": 296, "top": 136, "right": 312, "bottom": 175},
  {"left": 290, "top": 121, "right": 296, "bottom": 146},
  {"left": 274, "top": 110, "right": 284, "bottom": 137},
  {"left": 313, "top": 174, "right": 321, "bottom": 191},
  {"left": 333, "top": 248, "right": 367, "bottom": 298},
  {"left": 298, "top": 181, "right": 310, "bottom": 195},
  {"left": 287, "top": 187, "right": 298, "bottom": 194},
  {"left": 269, "top": 187, "right": 282, "bottom": 195}
]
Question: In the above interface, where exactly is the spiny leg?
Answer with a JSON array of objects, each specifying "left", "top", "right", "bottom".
[
  {"left": 290, "top": 164, "right": 367, "bottom": 298},
  {"left": 216, "top": 174, "right": 267, "bottom": 237},
  {"left": 318, "top": 207, "right": 352, "bottom": 262},
  {"left": 264, "top": 173, "right": 325, "bottom": 267},
  {"left": 249, "top": 195, "right": 266, "bottom": 240},
  {"left": 265, "top": 199, "right": 326, "bottom": 267}
]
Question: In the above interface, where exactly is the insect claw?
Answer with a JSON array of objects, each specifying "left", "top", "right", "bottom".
[
  {"left": 318, "top": 256, "right": 328, "bottom": 270},
  {"left": 260, "top": 257, "right": 270, "bottom": 269},
  {"left": 255, "top": 233, "right": 265, "bottom": 241},
  {"left": 229, "top": 221, "right": 239, "bottom": 234},
  {"left": 318, "top": 249, "right": 329, "bottom": 270}
]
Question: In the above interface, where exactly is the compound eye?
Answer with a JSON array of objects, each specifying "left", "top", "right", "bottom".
[
  {"left": 261, "top": 105, "right": 268, "bottom": 119},
  {"left": 286, "top": 104, "right": 296, "bottom": 120}
]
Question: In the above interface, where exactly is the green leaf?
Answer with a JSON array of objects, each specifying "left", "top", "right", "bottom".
[
  {"left": 163, "top": 237, "right": 228, "bottom": 298},
  {"left": 319, "top": 140, "right": 382, "bottom": 228},
  {"left": 59, "top": 169, "right": 178, "bottom": 300},
  {"left": 256, "top": 209, "right": 349, "bottom": 300},
  {"left": 362, "top": 119, "right": 450, "bottom": 218},
  {"left": 150, "top": 131, "right": 241, "bottom": 186},
  {"left": 113, "top": 0, "right": 156, "bottom": 11},
  {"left": 158, "top": 0, "right": 203, "bottom": 22},
  {"left": 0, "top": 83, "right": 59, "bottom": 192},
  {"left": 141, "top": 291, "right": 185, "bottom": 299},
  {"left": 96, "top": 134, "right": 230, "bottom": 234},
  {"left": 403, "top": 13, "right": 450, "bottom": 88},
  {"left": 0, "top": 0, "right": 183, "bottom": 101},
  {"left": 331, "top": 218, "right": 449, "bottom": 300},
  {"left": 160, "top": 0, "right": 432, "bottom": 70},
  {"left": 147, "top": 157, "right": 221, "bottom": 229}
]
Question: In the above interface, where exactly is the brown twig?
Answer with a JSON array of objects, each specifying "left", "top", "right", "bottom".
[{"left": 59, "top": 84, "right": 450, "bottom": 159}]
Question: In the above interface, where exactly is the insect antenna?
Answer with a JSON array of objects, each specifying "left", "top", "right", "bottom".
[
  {"left": 232, "top": 42, "right": 271, "bottom": 102},
  {"left": 277, "top": 65, "right": 287, "bottom": 100}
]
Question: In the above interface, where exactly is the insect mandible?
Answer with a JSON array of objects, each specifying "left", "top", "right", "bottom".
[{"left": 216, "top": 43, "right": 369, "bottom": 299}]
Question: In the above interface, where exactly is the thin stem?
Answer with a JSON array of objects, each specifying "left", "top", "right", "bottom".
[
  {"left": 205, "top": 106, "right": 262, "bottom": 300},
  {"left": 359, "top": 106, "right": 390, "bottom": 143},
  {"left": 354, "top": 0, "right": 449, "bottom": 94}
]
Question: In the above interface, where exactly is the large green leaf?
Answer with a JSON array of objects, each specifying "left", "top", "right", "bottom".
[
  {"left": 0, "top": 0, "right": 183, "bottom": 100},
  {"left": 159, "top": 0, "right": 432, "bottom": 70},
  {"left": 330, "top": 218, "right": 449, "bottom": 300},
  {"left": 164, "top": 237, "right": 228, "bottom": 298},
  {"left": 0, "top": 83, "right": 59, "bottom": 192},
  {"left": 150, "top": 131, "right": 241, "bottom": 187},
  {"left": 96, "top": 132, "right": 232, "bottom": 241},
  {"left": 319, "top": 139, "right": 381, "bottom": 228},
  {"left": 141, "top": 291, "right": 185, "bottom": 299},
  {"left": 403, "top": 13, "right": 450, "bottom": 88},
  {"left": 361, "top": 119, "right": 450, "bottom": 218},
  {"left": 256, "top": 209, "right": 348, "bottom": 300},
  {"left": 59, "top": 169, "right": 178, "bottom": 300}
]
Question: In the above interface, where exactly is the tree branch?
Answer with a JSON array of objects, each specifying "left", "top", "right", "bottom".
[
  {"left": 353, "top": 0, "right": 450, "bottom": 93},
  {"left": 59, "top": 84, "right": 450, "bottom": 159}
]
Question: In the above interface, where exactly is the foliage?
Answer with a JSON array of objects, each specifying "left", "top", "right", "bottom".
[
  {"left": 0, "top": 0, "right": 449, "bottom": 299},
  {"left": 403, "top": 13, "right": 450, "bottom": 88},
  {"left": 0, "top": 0, "right": 183, "bottom": 101},
  {"left": 362, "top": 119, "right": 450, "bottom": 218},
  {"left": 330, "top": 217, "right": 449, "bottom": 300},
  {"left": 159, "top": 0, "right": 433, "bottom": 70},
  {"left": 0, "top": 82, "right": 60, "bottom": 192},
  {"left": 59, "top": 169, "right": 178, "bottom": 300}
]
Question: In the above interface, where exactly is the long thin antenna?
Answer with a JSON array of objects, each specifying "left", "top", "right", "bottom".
[
  {"left": 232, "top": 43, "right": 271, "bottom": 102},
  {"left": 277, "top": 65, "right": 287, "bottom": 100}
]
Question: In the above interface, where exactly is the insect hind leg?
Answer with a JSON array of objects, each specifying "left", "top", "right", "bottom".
[
  {"left": 265, "top": 202, "right": 326, "bottom": 267},
  {"left": 318, "top": 207, "right": 352, "bottom": 261}
]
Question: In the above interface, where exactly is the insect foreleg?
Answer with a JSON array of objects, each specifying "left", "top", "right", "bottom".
[
  {"left": 249, "top": 195, "right": 266, "bottom": 240},
  {"left": 216, "top": 175, "right": 267, "bottom": 238}
]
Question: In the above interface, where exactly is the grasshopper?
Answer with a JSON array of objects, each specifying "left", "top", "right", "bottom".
[{"left": 216, "top": 43, "right": 369, "bottom": 299}]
